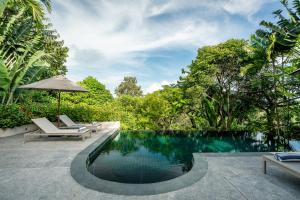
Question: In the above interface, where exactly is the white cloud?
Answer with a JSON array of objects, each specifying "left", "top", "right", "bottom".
[
  {"left": 222, "top": 0, "right": 265, "bottom": 16},
  {"left": 50, "top": 0, "right": 269, "bottom": 62},
  {"left": 144, "top": 80, "right": 175, "bottom": 94},
  {"left": 147, "top": 0, "right": 269, "bottom": 18},
  {"left": 51, "top": 2, "right": 213, "bottom": 59}
]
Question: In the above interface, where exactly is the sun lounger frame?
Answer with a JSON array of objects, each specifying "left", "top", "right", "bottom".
[{"left": 262, "top": 155, "right": 300, "bottom": 178}]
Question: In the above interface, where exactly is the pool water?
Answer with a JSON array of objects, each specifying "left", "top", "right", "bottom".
[{"left": 87, "top": 130, "right": 281, "bottom": 184}]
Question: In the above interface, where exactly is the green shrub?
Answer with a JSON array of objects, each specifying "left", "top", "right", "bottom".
[
  {"left": 60, "top": 102, "right": 95, "bottom": 122},
  {"left": 28, "top": 102, "right": 57, "bottom": 122},
  {"left": 0, "top": 104, "right": 31, "bottom": 128}
]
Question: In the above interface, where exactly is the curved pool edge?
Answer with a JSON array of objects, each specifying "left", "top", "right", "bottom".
[{"left": 70, "top": 130, "right": 208, "bottom": 196}]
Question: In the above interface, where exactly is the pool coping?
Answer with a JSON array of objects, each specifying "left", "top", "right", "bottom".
[
  {"left": 70, "top": 129, "right": 208, "bottom": 196},
  {"left": 198, "top": 152, "right": 272, "bottom": 157}
]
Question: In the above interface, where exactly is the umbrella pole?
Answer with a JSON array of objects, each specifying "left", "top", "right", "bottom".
[{"left": 57, "top": 92, "right": 61, "bottom": 127}]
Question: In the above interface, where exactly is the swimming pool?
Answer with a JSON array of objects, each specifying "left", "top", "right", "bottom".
[{"left": 86, "top": 130, "right": 278, "bottom": 184}]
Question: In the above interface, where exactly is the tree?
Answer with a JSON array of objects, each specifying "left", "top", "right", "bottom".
[
  {"left": 115, "top": 76, "right": 143, "bottom": 97},
  {"left": 157, "top": 85, "right": 192, "bottom": 130},
  {"left": 37, "top": 22, "right": 69, "bottom": 78},
  {"left": 138, "top": 92, "right": 172, "bottom": 130},
  {"left": 179, "top": 39, "right": 252, "bottom": 131},
  {"left": 62, "top": 76, "right": 113, "bottom": 105},
  {"left": 240, "top": 0, "right": 300, "bottom": 142}
]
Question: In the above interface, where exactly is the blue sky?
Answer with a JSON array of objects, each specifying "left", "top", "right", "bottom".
[{"left": 49, "top": 0, "right": 281, "bottom": 94}]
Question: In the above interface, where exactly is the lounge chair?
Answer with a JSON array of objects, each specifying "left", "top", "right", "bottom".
[
  {"left": 59, "top": 115, "right": 101, "bottom": 132},
  {"left": 24, "top": 117, "right": 91, "bottom": 142},
  {"left": 262, "top": 154, "right": 300, "bottom": 179}
]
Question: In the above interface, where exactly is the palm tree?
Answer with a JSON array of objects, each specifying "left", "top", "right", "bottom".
[
  {"left": 1, "top": 0, "right": 51, "bottom": 21},
  {"left": 255, "top": 0, "right": 300, "bottom": 56},
  {"left": 0, "top": 2, "right": 50, "bottom": 104}
]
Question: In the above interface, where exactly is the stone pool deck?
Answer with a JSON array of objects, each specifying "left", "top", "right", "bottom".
[{"left": 0, "top": 123, "right": 300, "bottom": 200}]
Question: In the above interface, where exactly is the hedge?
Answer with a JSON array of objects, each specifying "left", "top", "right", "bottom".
[
  {"left": 0, "top": 102, "right": 125, "bottom": 129},
  {"left": 0, "top": 102, "right": 95, "bottom": 128}
]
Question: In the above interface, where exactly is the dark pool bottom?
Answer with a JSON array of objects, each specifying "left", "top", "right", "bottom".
[
  {"left": 87, "top": 131, "right": 194, "bottom": 184},
  {"left": 88, "top": 150, "right": 192, "bottom": 184}
]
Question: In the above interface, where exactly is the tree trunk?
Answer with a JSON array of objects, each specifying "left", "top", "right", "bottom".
[
  {"left": 1, "top": 92, "right": 7, "bottom": 104},
  {"left": 266, "top": 109, "right": 276, "bottom": 149},
  {"left": 189, "top": 116, "right": 197, "bottom": 129},
  {"left": 6, "top": 91, "right": 14, "bottom": 105},
  {"left": 272, "top": 57, "right": 280, "bottom": 150}
]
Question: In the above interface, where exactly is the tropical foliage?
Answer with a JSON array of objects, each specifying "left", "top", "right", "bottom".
[{"left": 0, "top": 0, "right": 68, "bottom": 104}]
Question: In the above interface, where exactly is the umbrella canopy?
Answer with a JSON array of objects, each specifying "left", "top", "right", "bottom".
[
  {"left": 19, "top": 75, "right": 88, "bottom": 92},
  {"left": 19, "top": 75, "right": 88, "bottom": 127}
]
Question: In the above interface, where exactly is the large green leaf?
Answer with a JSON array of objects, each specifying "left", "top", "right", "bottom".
[
  {"left": 0, "top": 59, "right": 10, "bottom": 91},
  {"left": 0, "top": 0, "right": 8, "bottom": 18},
  {"left": 11, "top": 50, "right": 46, "bottom": 91}
]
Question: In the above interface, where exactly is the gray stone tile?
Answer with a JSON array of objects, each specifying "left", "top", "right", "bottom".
[{"left": 225, "top": 174, "right": 299, "bottom": 200}]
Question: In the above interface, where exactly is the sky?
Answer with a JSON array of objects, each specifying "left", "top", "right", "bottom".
[{"left": 49, "top": 0, "right": 281, "bottom": 94}]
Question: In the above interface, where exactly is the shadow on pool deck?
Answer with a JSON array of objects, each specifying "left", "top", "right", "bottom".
[{"left": 0, "top": 123, "right": 299, "bottom": 200}]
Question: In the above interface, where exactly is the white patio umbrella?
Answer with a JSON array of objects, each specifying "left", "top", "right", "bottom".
[{"left": 19, "top": 75, "right": 88, "bottom": 127}]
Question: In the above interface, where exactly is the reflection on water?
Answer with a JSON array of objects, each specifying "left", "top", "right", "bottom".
[{"left": 87, "top": 130, "right": 285, "bottom": 184}]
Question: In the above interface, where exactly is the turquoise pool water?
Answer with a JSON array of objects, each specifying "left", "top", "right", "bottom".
[{"left": 87, "top": 130, "right": 279, "bottom": 184}]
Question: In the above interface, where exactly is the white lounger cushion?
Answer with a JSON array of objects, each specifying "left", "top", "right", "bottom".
[
  {"left": 59, "top": 115, "right": 101, "bottom": 131},
  {"left": 59, "top": 115, "right": 77, "bottom": 127},
  {"left": 274, "top": 153, "right": 300, "bottom": 161}
]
